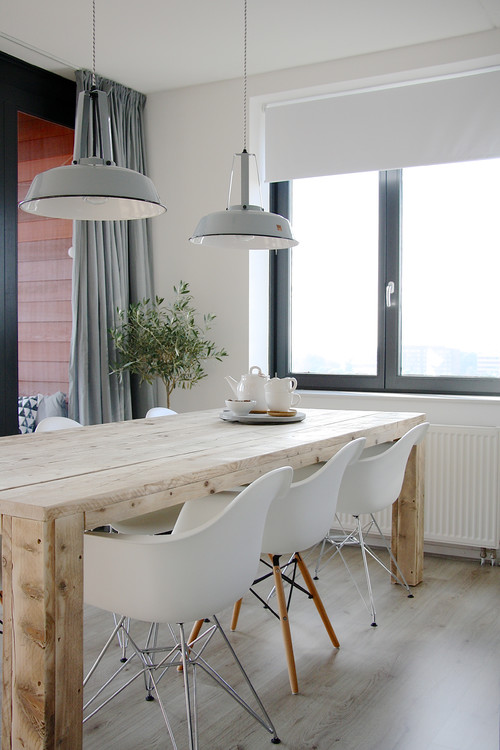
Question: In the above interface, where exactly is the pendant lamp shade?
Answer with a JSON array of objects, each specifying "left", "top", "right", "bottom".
[
  {"left": 190, "top": 205, "right": 297, "bottom": 249},
  {"left": 189, "top": 0, "right": 297, "bottom": 251},
  {"left": 19, "top": 89, "right": 166, "bottom": 221},
  {"left": 190, "top": 150, "right": 297, "bottom": 250},
  {"left": 20, "top": 163, "right": 166, "bottom": 221}
]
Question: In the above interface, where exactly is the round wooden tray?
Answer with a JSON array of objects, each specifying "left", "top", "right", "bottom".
[{"left": 219, "top": 409, "right": 306, "bottom": 424}]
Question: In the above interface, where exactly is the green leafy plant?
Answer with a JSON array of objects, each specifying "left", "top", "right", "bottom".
[{"left": 109, "top": 281, "right": 227, "bottom": 407}]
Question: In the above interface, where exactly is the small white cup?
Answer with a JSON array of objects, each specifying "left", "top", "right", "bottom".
[
  {"left": 225, "top": 399, "right": 257, "bottom": 416},
  {"left": 265, "top": 391, "right": 301, "bottom": 413}
]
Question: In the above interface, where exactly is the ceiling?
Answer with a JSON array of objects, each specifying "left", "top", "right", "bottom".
[{"left": 1, "top": 0, "right": 500, "bottom": 94}]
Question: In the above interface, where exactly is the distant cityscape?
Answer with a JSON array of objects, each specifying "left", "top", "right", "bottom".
[
  {"left": 294, "top": 345, "right": 500, "bottom": 379},
  {"left": 402, "top": 346, "right": 500, "bottom": 379}
]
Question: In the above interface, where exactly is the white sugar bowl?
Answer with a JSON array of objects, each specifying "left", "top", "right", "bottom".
[{"left": 225, "top": 399, "right": 257, "bottom": 416}]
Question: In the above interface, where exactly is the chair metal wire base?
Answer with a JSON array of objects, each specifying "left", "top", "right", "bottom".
[
  {"left": 314, "top": 513, "right": 414, "bottom": 626},
  {"left": 83, "top": 615, "right": 280, "bottom": 749}
]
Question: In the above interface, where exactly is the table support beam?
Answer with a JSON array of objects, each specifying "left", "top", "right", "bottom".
[
  {"left": 391, "top": 441, "right": 425, "bottom": 586},
  {"left": 2, "top": 513, "right": 84, "bottom": 750}
]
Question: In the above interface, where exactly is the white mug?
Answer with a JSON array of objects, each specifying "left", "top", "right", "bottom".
[{"left": 265, "top": 389, "right": 301, "bottom": 413}]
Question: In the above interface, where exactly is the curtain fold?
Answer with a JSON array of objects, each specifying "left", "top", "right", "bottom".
[{"left": 69, "top": 70, "right": 157, "bottom": 424}]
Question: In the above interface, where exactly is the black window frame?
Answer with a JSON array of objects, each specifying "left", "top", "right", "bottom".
[
  {"left": 270, "top": 173, "right": 500, "bottom": 397},
  {"left": 0, "top": 52, "right": 76, "bottom": 436}
]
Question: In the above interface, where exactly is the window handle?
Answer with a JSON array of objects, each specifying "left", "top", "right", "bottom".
[{"left": 386, "top": 281, "right": 395, "bottom": 308}]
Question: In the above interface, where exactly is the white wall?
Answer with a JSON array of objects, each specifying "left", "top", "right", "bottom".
[
  {"left": 145, "top": 28, "right": 500, "bottom": 426},
  {"left": 145, "top": 77, "right": 249, "bottom": 411}
]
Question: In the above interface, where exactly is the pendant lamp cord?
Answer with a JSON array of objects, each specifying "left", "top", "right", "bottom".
[
  {"left": 243, "top": 0, "right": 247, "bottom": 152},
  {"left": 92, "top": 0, "right": 96, "bottom": 88}
]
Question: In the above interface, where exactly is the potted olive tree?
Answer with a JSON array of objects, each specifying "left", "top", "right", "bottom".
[{"left": 109, "top": 281, "right": 227, "bottom": 408}]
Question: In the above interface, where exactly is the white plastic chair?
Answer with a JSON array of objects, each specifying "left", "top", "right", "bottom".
[
  {"left": 35, "top": 416, "right": 82, "bottom": 431},
  {"left": 173, "top": 437, "right": 366, "bottom": 694},
  {"left": 146, "top": 406, "right": 177, "bottom": 418},
  {"left": 314, "top": 422, "right": 429, "bottom": 627},
  {"left": 83, "top": 466, "right": 293, "bottom": 750}
]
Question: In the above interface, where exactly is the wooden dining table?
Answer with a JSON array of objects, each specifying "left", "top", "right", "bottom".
[{"left": 0, "top": 407, "right": 425, "bottom": 749}]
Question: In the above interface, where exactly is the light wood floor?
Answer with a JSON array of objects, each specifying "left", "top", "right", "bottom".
[
  {"left": 2, "top": 547, "right": 496, "bottom": 748},
  {"left": 79, "top": 548, "right": 500, "bottom": 750}
]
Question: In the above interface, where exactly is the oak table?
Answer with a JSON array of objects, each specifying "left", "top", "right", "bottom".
[{"left": 0, "top": 407, "right": 425, "bottom": 749}]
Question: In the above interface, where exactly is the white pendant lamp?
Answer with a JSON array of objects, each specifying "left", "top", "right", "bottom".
[
  {"left": 190, "top": 0, "right": 297, "bottom": 250},
  {"left": 19, "top": 2, "right": 166, "bottom": 222}
]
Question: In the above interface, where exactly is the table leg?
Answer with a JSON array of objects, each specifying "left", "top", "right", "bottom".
[
  {"left": 391, "top": 441, "right": 425, "bottom": 586},
  {"left": 2, "top": 513, "right": 84, "bottom": 750}
]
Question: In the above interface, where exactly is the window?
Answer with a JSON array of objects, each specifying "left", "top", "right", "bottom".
[{"left": 270, "top": 157, "right": 500, "bottom": 396}]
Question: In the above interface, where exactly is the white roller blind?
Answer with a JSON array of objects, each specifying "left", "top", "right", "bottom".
[{"left": 264, "top": 68, "right": 500, "bottom": 183}]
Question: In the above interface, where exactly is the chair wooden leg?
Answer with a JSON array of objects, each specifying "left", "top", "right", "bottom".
[
  {"left": 295, "top": 552, "right": 340, "bottom": 649},
  {"left": 231, "top": 598, "right": 243, "bottom": 631},
  {"left": 269, "top": 553, "right": 299, "bottom": 695}
]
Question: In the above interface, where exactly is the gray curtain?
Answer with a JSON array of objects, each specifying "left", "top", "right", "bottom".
[{"left": 69, "top": 70, "right": 157, "bottom": 424}]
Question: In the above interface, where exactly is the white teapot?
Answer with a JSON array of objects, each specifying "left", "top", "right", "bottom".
[
  {"left": 225, "top": 365, "right": 269, "bottom": 412},
  {"left": 264, "top": 376, "right": 301, "bottom": 413}
]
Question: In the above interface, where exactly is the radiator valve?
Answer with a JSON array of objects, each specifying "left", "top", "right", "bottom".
[{"left": 480, "top": 548, "right": 497, "bottom": 566}]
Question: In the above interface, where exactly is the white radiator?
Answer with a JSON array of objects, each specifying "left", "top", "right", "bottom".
[{"left": 336, "top": 424, "right": 500, "bottom": 551}]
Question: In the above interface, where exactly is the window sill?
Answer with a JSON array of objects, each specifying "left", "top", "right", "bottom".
[
  {"left": 297, "top": 390, "right": 500, "bottom": 427},
  {"left": 300, "top": 390, "right": 500, "bottom": 406}
]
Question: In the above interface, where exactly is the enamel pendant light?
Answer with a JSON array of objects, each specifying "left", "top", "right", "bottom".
[
  {"left": 190, "top": 0, "right": 297, "bottom": 250},
  {"left": 19, "top": 1, "right": 166, "bottom": 221}
]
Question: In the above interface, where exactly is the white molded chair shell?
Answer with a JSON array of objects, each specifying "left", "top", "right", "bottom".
[
  {"left": 316, "top": 422, "right": 429, "bottom": 626},
  {"left": 84, "top": 466, "right": 293, "bottom": 625},
  {"left": 145, "top": 407, "right": 177, "bottom": 418},
  {"left": 262, "top": 437, "right": 366, "bottom": 554},
  {"left": 336, "top": 422, "right": 429, "bottom": 516},
  {"left": 173, "top": 438, "right": 366, "bottom": 554},
  {"left": 111, "top": 505, "right": 184, "bottom": 535},
  {"left": 171, "top": 438, "right": 365, "bottom": 696},
  {"left": 35, "top": 416, "right": 82, "bottom": 431}
]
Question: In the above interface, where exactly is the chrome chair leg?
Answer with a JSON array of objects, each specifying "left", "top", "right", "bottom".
[
  {"left": 84, "top": 616, "right": 281, "bottom": 748},
  {"left": 368, "top": 513, "right": 413, "bottom": 596},
  {"left": 314, "top": 513, "right": 358, "bottom": 578},
  {"left": 207, "top": 616, "right": 281, "bottom": 745},
  {"left": 113, "top": 612, "right": 130, "bottom": 662},
  {"left": 315, "top": 512, "right": 414, "bottom": 627},
  {"left": 143, "top": 621, "right": 160, "bottom": 700},
  {"left": 356, "top": 516, "right": 377, "bottom": 626},
  {"left": 179, "top": 622, "right": 198, "bottom": 750}
]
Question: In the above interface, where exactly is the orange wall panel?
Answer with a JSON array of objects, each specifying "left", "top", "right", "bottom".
[
  {"left": 18, "top": 341, "right": 71, "bottom": 362},
  {"left": 17, "top": 216, "right": 73, "bottom": 243},
  {"left": 18, "top": 258, "right": 73, "bottom": 283},
  {"left": 17, "top": 238, "right": 73, "bottom": 262},
  {"left": 18, "top": 321, "right": 72, "bottom": 343},
  {"left": 18, "top": 132, "right": 74, "bottom": 161},
  {"left": 18, "top": 279, "right": 72, "bottom": 303},
  {"left": 18, "top": 360, "right": 70, "bottom": 383},
  {"left": 18, "top": 300, "right": 72, "bottom": 323},
  {"left": 17, "top": 112, "right": 74, "bottom": 398},
  {"left": 19, "top": 381, "right": 70, "bottom": 397}
]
